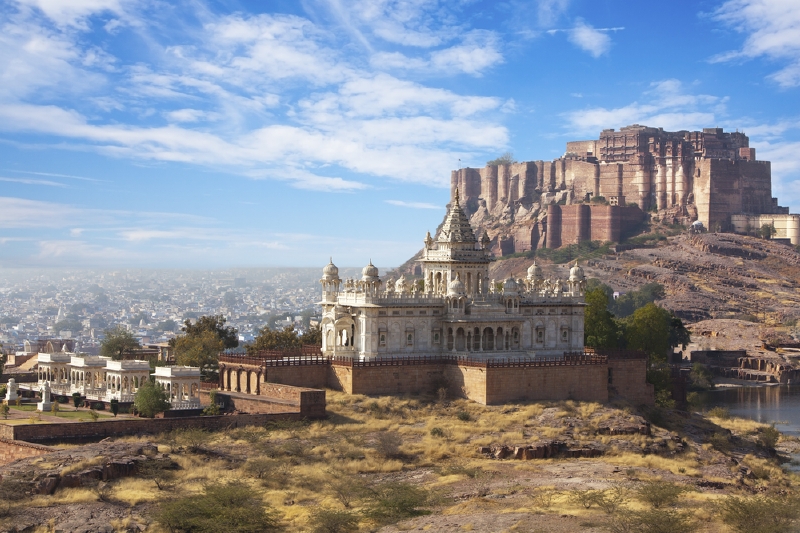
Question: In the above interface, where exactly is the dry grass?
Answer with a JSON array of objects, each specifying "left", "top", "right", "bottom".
[
  {"left": 17, "top": 391, "right": 800, "bottom": 533},
  {"left": 59, "top": 456, "right": 106, "bottom": 476}
]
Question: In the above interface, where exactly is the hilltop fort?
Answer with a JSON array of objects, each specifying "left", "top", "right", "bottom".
[{"left": 451, "top": 125, "right": 799, "bottom": 255}]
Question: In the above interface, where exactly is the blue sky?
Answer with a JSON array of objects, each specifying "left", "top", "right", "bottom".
[{"left": 1, "top": 0, "right": 799, "bottom": 270}]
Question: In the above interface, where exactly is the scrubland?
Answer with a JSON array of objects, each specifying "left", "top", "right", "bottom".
[{"left": 0, "top": 392, "right": 798, "bottom": 533}]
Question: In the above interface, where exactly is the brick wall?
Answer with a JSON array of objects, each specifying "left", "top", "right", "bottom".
[
  {"left": 608, "top": 358, "right": 654, "bottom": 405},
  {"left": 6, "top": 413, "right": 307, "bottom": 444},
  {"left": 484, "top": 364, "right": 608, "bottom": 404},
  {"left": 0, "top": 438, "right": 55, "bottom": 465}
]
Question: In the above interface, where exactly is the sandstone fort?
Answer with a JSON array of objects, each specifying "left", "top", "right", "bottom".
[{"left": 451, "top": 125, "right": 799, "bottom": 255}]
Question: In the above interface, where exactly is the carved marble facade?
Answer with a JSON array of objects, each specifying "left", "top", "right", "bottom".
[{"left": 320, "top": 191, "right": 586, "bottom": 360}]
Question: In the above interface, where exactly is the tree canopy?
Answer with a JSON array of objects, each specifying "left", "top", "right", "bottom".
[
  {"left": 622, "top": 303, "right": 672, "bottom": 362},
  {"left": 173, "top": 330, "right": 224, "bottom": 381},
  {"left": 584, "top": 288, "right": 620, "bottom": 348},
  {"left": 170, "top": 315, "right": 237, "bottom": 382},
  {"left": 100, "top": 326, "right": 141, "bottom": 360},
  {"left": 246, "top": 324, "right": 322, "bottom": 355},
  {"left": 134, "top": 380, "right": 170, "bottom": 418},
  {"left": 486, "top": 151, "right": 516, "bottom": 166},
  {"left": 179, "top": 315, "right": 238, "bottom": 349}
]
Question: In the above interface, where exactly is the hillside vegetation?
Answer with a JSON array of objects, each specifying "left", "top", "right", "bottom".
[{"left": 1, "top": 391, "right": 798, "bottom": 532}]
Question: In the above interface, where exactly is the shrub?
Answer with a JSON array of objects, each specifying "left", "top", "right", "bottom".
[
  {"left": 0, "top": 404, "right": 9, "bottom": 420},
  {"left": 607, "top": 509, "right": 695, "bottom": 533},
  {"left": 429, "top": 427, "right": 446, "bottom": 438},
  {"left": 595, "top": 485, "right": 627, "bottom": 514},
  {"left": 633, "top": 481, "right": 688, "bottom": 509},
  {"left": 308, "top": 509, "right": 359, "bottom": 533},
  {"left": 134, "top": 380, "right": 170, "bottom": 418},
  {"left": 456, "top": 411, "right": 471, "bottom": 422},
  {"left": 758, "top": 424, "right": 780, "bottom": 449},
  {"left": 174, "top": 427, "right": 211, "bottom": 453},
  {"left": 109, "top": 398, "right": 119, "bottom": 417},
  {"left": 243, "top": 457, "right": 275, "bottom": 481},
  {"left": 568, "top": 489, "right": 601, "bottom": 509},
  {"left": 327, "top": 474, "right": 368, "bottom": 509},
  {"left": 89, "top": 409, "right": 99, "bottom": 422},
  {"left": 716, "top": 495, "right": 800, "bottom": 533},
  {"left": 709, "top": 431, "right": 732, "bottom": 453},
  {"left": 138, "top": 458, "right": 177, "bottom": 490},
  {"left": 72, "top": 392, "right": 81, "bottom": 408},
  {"left": 531, "top": 487, "right": 558, "bottom": 508},
  {"left": 374, "top": 431, "right": 402, "bottom": 458},
  {"left": 707, "top": 406, "right": 730, "bottom": 419},
  {"left": 203, "top": 390, "right": 221, "bottom": 415},
  {"left": 155, "top": 481, "right": 280, "bottom": 533},
  {"left": 363, "top": 482, "right": 431, "bottom": 525}
]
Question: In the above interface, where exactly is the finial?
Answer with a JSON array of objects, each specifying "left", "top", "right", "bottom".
[{"left": 454, "top": 187, "right": 460, "bottom": 204}]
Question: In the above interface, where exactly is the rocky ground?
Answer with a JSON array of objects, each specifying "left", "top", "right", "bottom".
[
  {"left": 490, "top": 232, "right": 800, "bottom": 326},
  {"left": 0, "top": 392, "right": 795, "bottom": 532}
]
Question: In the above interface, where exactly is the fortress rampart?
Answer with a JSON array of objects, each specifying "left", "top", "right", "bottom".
[{"left": 450, "top": 125, "right": 793, "bottom": 254}]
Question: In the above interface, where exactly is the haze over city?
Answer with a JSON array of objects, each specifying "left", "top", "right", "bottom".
[{"left": 1, "top": 0, "right": 799, "bottom": 269}]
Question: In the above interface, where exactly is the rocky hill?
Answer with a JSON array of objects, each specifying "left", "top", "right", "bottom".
[{"left": 488, "top": 232, "right": 800, "bottom": 325}]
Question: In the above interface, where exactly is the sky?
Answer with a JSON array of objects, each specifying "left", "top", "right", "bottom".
[{"left": 1, "top": 0, "right": 799, "bottom": 270}]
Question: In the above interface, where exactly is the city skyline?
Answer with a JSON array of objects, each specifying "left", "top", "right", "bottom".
[{"left": 1, "top": 0, "right": 799, "bottom": 268}]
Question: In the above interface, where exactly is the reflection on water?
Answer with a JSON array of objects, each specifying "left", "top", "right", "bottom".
[{"left": 696, "top": 385, "right": 800, "bottom": 437}]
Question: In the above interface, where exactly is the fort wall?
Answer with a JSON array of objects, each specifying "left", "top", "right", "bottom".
[
  {"left": 0, "top": 438, "right": 55, "bottom": 465},
  {"left": 607, "top": 358, "right": 654, "bottom": 405},
  {"left": 484, "top": 363, "right": 608, "bottom": 404},
  {"left": 451, "top": 125, "right": 788, "bottom": 255}
]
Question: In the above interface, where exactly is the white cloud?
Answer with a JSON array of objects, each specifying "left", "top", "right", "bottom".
[
  {"left": 536, "top": 0, "right": 571, "bottom": 27},
  {"left": 385, "top": 200, "right": 440, "bottom": 209},
  {"left": 13, "top": 0, "right": 130, "bottom": 29},
  {"left": 0, "top": 176, "right": 66, "bottom": 187},
  {"left": 567, "top": 20, "right": 611, "bottom": 57},
  {"left": 0, "top": 4, "right": 511, "bottom": 192},
  {"left": 712, "top": 0, "right": 800, "bottom": 87},
  {"left": 563, "top": 79, "right": 725, "bottom": 135},
  {"left": 546, "top": 21, "right": 622, "bottom": 58}
]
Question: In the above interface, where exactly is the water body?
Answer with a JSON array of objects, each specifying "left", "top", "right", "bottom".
[{"left": 694, "top": 385, "right": 800, "bottom": 437}]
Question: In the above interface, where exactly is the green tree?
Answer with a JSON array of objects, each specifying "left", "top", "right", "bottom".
[
  {"left": 624, "top": 303, "right": 671, "bottom": 361},
  {"left": 155, "top": 481, "right": 280, "bottom": 533},
  {"left": 486, "top": 151, "right": 516, "bottom": 166},
  {"left": 668, "top": 316, "right": 691, "bottom": 352},
  {"left": 157, "top": 319, "right": 178, "bottom": 332},
  {"left": 247, "top": 325, "right": 301, "bottom": 355},
  {"left": 100, "top": 326, "right": 141, "bottom": 360},
  {"left": 299, "top": 324, "right": 322, "bottom": 346},
  {"left": 759, "top": 223, "right": 777, "bottom": 240},
  {"left": 177, "top": 315, "right": 238, "bottom": 349},
  {"left": 134, "top": 380, "right": 170, "bottom": 418},
  {"left": 173, "top": 330, "right": 224, "bottom": 381},
  {"left": 584, "top": 288, "right": 620, "bottom": 348}
]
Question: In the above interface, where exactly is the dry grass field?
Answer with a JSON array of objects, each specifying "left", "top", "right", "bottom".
[{"left": 1, "top": 391, "right": 798, "bottom": 532}]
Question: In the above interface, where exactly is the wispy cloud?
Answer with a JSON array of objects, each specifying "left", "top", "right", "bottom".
[
  {"left": 385, "top": 199, "right": 441, "bottom": 209},
  {"left": 563, "top": 79, "right": 725, "bottom": 135},
  {"left": 547, "top": 21, "right": 623, "bottom": 57},
  {"left": 711, "top": 0, "right": 800, "bottom": 87},
  {"left": 5, "top": 169, "right": 104, "bottom": 182},
  {"left": 0, "top": 4, "right": 510, "bottom": 191},
  {"left": 0, "top": 176, "right": 66, "bottom": 187}
]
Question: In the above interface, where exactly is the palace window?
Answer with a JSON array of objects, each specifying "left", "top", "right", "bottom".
[
  {"left": 536, "top": 329, "right": 544, "bottom": 343},
  {"left": 433, "top": 331, "right": 440, "bottom": 343},
  {"left": 379, "top": 311, "right": 387, "bottom": 316},
  {"left": 392, "top": 311, "right": 400, "bottom": 316},
  {"left": 406, "top": 332, "right": 414, "bottom": 346},
  {"left": 406, "top": 310, "right": 414, "bottom": 315},
  {"left": 379, "top": 333, "right": 386, "bottom": 346},
  {"left": 419, "top": 310, "right": 427, "bottom": 315}
]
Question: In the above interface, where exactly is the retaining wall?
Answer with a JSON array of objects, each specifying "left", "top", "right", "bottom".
[
  {"left": 0, "top": 413, "right": 307, "bottom": 444},
  {"left": 0, "top": 438, "right": 55, "bottom": 465}
]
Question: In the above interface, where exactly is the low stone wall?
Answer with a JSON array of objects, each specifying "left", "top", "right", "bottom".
[
  {"left": 0, "top": 438, "right": 55, "bottom": 465},
  {"left": 0, "top": 413, "right": 306, "bottom": 444},
  {"left": 217, "top": 352, "right": 654, "bottom": 406}
]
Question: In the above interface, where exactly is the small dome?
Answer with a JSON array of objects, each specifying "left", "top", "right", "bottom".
[
  {"left": 447, "top": 274, "right": 465, "bottom": 296},
  {"left": 527, "top": 261, "right": 543, "bottom": 280},
  {"left": 569, "top": 261, "right": 585, "bottom": 282},
  {"left": 362, "top": 260, "right": 379, "bottom": 280},
  {"left": 322, "top": 258, "right": 339, "bottom": 279},
  {"left": 503, "top": 276, "right": 519, "bottom": 294}
]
